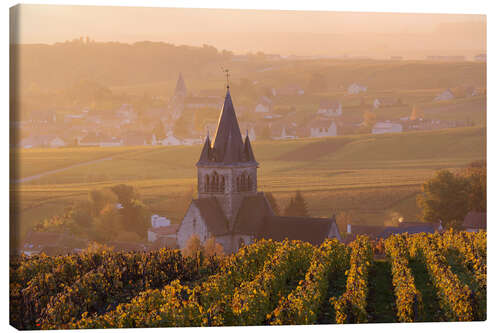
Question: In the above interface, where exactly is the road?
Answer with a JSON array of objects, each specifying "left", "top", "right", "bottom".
[{"left": 12, "top": 156, "right": 113, "bottom": 184}]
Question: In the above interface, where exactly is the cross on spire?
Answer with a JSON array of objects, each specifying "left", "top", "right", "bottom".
[{"left": 222, "top": 67, "right": 230, "bottom": 89}]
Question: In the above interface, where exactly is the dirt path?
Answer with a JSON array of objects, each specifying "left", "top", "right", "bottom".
[{"left": 12, "top": 156, "right": 113, "bottom": 184}]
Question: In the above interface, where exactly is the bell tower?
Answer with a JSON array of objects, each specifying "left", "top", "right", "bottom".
[{"left": 196, "top": 85, "right": 258, "bottom": 226}]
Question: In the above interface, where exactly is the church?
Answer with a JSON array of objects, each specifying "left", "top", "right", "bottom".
[{"left": 177, "top": 85, "right": 341, "bottom": 253}]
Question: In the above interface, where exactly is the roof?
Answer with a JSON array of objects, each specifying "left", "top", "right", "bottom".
[
  {"left": 196, "top": 88, "right": 258, "bottom": 166},
  {"left": 463, "top": 211, "right": 487, "bottom": 229},
  {"left": 150, "top": 224, "right": 180, "bottom": 236},
  {"left": 233, "top": 193, "right": 275, "bottom": 234},
  {"left": 22, "top": 231, "right": 88, "bottom": 252},
  {"left": 377, "top": 223, "right": 438, "bottom": 239},
  {"left": 192, "top": 197, "right": 230, "bottom": 236},
  {"left": 343, "top": 224, "right": 385, "bottom": 243},
  {"left": 257, "top": 216, "right": 337, "bottom": 246},
  {"left": 308, "top": 118, "right": 335, "bottom": 129}
]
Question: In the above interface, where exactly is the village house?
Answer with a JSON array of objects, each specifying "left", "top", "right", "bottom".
[
  {"left": 18, "top": 134, "right": 66, "bottom": 149},
  {"left": 463, "top": 211, "right": 486, "bottom": 232},
  {"left": 305, "top": 118, "right": 337, "bottom": 138},
  {"left": 79, "top": 132, "right": 123, "bottom": 147},
  {"left": 347, "top": 83, "right": 367, "bottom": 95},
  {"left": 254, "top": 96, "right": 273, "bottom": 113},
  {"left": 317, "top": 100, "right": 342, "bottom": 116},
  {"left": 21, "top": 231, "right": 88, "bottom": 256},
  {"left": 373, "top": 97, "right": 400, "bottom": 109},
  {"left": 147, "top": 215, "right": 179, "bottom": 247},
  {"left": 371, "top": 121, "right": 403, "bottom": 134},
  {"left": 434, "top": 89, "right": 455, "bottom": 101},
  {"left": 177, "top": 86, "right": 341, "bottom": 253}
]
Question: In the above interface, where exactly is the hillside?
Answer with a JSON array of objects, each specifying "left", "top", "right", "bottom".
[{"left": 11, "top": 127, "right": 486, "bottom": 248}]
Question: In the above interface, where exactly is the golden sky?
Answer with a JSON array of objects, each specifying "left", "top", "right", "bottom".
[{"left": 11, "top": 4, "right": 486, "bottom": 57}]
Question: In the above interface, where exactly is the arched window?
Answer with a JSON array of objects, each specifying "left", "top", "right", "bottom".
[
  {"left": 247, "top": 175, "right": 252, "bottom": 191},
  {"left": 205, "top": 174, "right": 210, "bottom": 192},
  {"left": 236, "top": 175, "right": 240, "bottom": 192},
  {"left": 220, "top": 176, "right": 225, "bottom": 193}
]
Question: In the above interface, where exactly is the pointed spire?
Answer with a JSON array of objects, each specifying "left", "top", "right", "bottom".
[
  {"left": 243, "top": 134, "right": 256, "bottom": 163},
  {"left": 174, "top": 72, "right": 187, "bottom": 97},
  {"left": 197, "top": 135, "right": 212, "bottom": 164},
  {"left": 212, "top": 88, "right": 244, "bottom": 163}
]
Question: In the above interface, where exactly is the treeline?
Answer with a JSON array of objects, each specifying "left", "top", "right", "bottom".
[
  {"left": 13, "top": 40, "right": 232, "bottom": 90},
  {"left": 34, "top": 184, "right": 150, "bottom": 243}
]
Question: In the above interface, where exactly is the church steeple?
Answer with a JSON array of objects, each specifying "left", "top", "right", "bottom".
[
  {"left": 174, "top": 72, "right": 187, "bottom": 97},
  {"left": 196, "top": 87, "right": 258, "bottom": 166}
]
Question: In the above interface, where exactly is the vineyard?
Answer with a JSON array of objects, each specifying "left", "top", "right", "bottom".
[{"left": 10, "top": 231, "right": 486, "bottom": 329}]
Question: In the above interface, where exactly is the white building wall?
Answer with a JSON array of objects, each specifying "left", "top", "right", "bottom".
[
  {"left": 310, "top": 122, "right": 337, "bottom": 138},
  {"left": 177, "top": 203, "right": 210, "bottom": 249}
]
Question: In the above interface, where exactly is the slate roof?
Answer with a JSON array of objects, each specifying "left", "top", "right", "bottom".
[
  {"left": 233, "top": 193, "right": 275, "bottom": 234},
  {"left": 257, "top": 216, "right": 338, "bottom": 246},
  {"left": 150, "top": 224, "right": 180, "bottom": 236},
  {"left": 192, "top": 197, "right": 230, "bottom": 236},
  {"left": 463, "top": 211, "right": 487, "bottom": 230},
  {"left": 22, "top": 231, "right": 88, "bottom": 254},
  {"left": 377, "top": 223, "right": 438, "bottom": 239},
  {"left": 197, "top": 88, "right": 258, "bottom": 166}
]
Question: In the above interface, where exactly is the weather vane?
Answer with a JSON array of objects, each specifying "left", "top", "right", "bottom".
[{"left": 221, "top": 67, "right": 230, "bottom": 88}]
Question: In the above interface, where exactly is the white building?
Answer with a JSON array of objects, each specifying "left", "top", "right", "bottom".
[
  {"left": 308, "top": 119, "right": 337, "bottom": 138},
  {"left": 372, "top": 121, "right": 403, "bottom": 134},
  {"left": 160, "top": 131, "right": 182, "bottom": 146},
  {"left": 317, "top": 101, "right": 342, "bottom": 117},
  {"left": 347, "top": 83, "right": 367, "bottom": 95},
  {"left": 434, "top": 89, "right": 455, "bottom": 101},
  {"left": 254, "top": 96, "right": 272, "bottom": 113}
]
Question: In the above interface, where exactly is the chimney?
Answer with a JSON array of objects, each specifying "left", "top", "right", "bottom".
[{"left": 347, "top": 224, "right": 352, "bottom": 234}]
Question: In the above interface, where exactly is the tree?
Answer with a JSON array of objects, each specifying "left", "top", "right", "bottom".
[
  {"left": 410, "top": 104, "right": 423, "bottom": 121},
  {"left": 362, "top": 111, "right": 377, "bottom": 130},
  {"left": 203, "top": 237, "right": 224, "bottom": 257},
  {"left": 265, "top": 192, "right": 280, "bottom": 215},
  {"left": 460, "top": 160, "right": 486, "bottom": 212},
  {"left": 284, "top": 191, "right": 309, "bottom": 217},
  {"left": 417, "top": 170, "right": 470, "bottom": 229},
  {"left": 110, "top": 184, "right": 138, "bottom": 206},
  {"left": 93, "top": 204, "right": 121, "bottom": 242},
  {"left": 153, "top": 121, "right": 166, "bottom": 141},
  {"left": 182, "top": 234, "right": 203, "bottom": 257}
]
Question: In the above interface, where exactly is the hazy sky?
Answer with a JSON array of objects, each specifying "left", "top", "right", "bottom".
[{"left": 11, "top": 4, "right": 486, "bottom": 57}]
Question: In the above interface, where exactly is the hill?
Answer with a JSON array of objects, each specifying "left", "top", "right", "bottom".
[{"left": 11, "top": 126, "right": 486, "bottom": 249}]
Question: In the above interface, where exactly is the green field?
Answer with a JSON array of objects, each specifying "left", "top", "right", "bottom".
[{"left": 11, "top": 126, "right": 486, "bottom": 247}]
